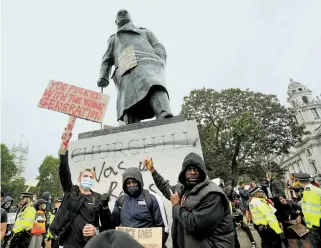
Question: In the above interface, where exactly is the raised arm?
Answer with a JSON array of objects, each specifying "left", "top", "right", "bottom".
[
  {"left": 144, "top": 158, "right": 177, "bottom": 200},
  {"left": 59, "top": 152, "right": 73, "bottom": 193}
]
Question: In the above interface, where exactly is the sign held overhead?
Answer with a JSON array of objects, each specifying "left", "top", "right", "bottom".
[{"left": 38, "top": 80, "right": 109, "bottom": 123}]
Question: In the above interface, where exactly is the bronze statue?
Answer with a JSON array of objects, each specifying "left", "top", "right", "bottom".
[{"left": 98, "top": 9, "right": 173, "bottom": 124}]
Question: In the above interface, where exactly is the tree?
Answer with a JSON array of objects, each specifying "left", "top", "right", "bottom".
[
  {"left": 1, "top": 144, "right": 18, "bottom": 193},
  {"left": 1, "top": 144, "right": 28, "bottom": 202},
  {"left": 181, "top": 88, "right": 307, "bottom": 186},
  {"left": 37, "top": 156, "right": 63, "bottom": 199}
]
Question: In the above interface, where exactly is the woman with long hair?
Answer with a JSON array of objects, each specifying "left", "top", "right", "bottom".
[{"left": 273, "top": 195, "right": 310, "bottom": 248}]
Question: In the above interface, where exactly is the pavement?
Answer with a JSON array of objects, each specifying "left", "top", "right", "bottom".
[{"left": 236, "top": 225, "right": 261, "bottom": 248}]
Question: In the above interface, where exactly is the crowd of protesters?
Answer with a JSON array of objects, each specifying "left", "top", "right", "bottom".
[{"left": 0, "top": 132, "right": 320, "bottom": 248}]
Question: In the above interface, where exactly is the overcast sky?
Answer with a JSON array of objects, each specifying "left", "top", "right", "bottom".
[{"left": 1, "top": 0, "right": 321, "bottom": 181}]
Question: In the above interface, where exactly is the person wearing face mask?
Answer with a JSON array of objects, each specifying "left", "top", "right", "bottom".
[
  {"left": 40, "top": 192, "right": 52, "bottom": 248},
  {"left": 112, "top": 167, "right": 169, "bottom": 247},
  {"left": 48, "top": 131, "right": 113, "bottom": 248},
  {"left": 9, "top": 192, "right": 36, "bottom": 248},
  {"left": 145, "top": 153, "right": 234, "bottom": 248},
  {"left": 28, "top": 199, "right": 47, "bottom": 248},
  {"left": 1, "top": 196, "right": 15, "bottom": 247}
]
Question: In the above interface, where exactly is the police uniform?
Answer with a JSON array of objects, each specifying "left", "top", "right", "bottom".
[
  {"left": 293, "top": 173, "right": 321, "bottom": 248},
  {"left": 9, "top": 192, "right": 36, "bottom": 248},
  {"left": 249, "top": 187, "right": 283, "bottom": 248},
  {"left": 46, "top": 197, "right": 63, "bottom": 248}
]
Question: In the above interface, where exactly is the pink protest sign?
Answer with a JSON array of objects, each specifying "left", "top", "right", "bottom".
[{"left": 38, "top": 80, "right": 109, "bottom": 123}]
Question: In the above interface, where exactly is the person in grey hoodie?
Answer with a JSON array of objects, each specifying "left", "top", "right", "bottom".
[
  {"left": 1, "top": 196, "right": 15, "bottom": 247},
  {"left": 144, "top": 152, "right": 234, "bottom": 248}
]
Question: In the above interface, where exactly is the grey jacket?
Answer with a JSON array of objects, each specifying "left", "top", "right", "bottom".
[{"left": 99, "top": 22, "right": 169, "bottom": 121}]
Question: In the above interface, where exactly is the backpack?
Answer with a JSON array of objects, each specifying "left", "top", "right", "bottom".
[{"left": 117, "top": 189, "right": 154, "bottom": 219}]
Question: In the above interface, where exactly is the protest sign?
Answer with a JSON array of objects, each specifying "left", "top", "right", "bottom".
[
  {"left": 116, "top": 227, "right": 162, "bottom": 248},
  {"left": 288, "top": 223, "right": 309, "bottom": 237},
  {"left": 38, "top": 80, "right": 109, "bottom": 123},
  {"left": 7, "top": 213, "right": 17, "bottom": 224}
]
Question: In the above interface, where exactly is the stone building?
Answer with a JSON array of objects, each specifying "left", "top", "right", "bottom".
[
  {"left": 273, "top": 79, "right": 321, "bottom": 177},
  {"left": 11, "top": 136, "right": 28, "bottom": 178}
]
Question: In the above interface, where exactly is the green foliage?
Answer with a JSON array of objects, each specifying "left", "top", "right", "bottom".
[
  {"left": 37, "top": 156, "right": 63, "bottom": 199},
  {"left": 1, "top": 144, "right": 28, "bottom": 202},
  {"left": 181, "top": 88, "right": 307, "bottom": 186}
]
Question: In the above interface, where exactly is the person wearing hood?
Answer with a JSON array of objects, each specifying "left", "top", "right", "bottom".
[
  {"left": 1, "top": 196, "right": 16, "bottom": 247},
  {"left": 112, "top": 167, "right": 169, "bottom": 247},
  {"left": 144, "top": 153, "right": 235, "bottom": 248},
  {"left": 9, "top": 192, "right": 36, "bottom": 248},
  {"left": 28, "top": 199, "right": 47, "bottom": 248},
  {"left": 48, "top": 131, "right": 113, "bottom": 248}
]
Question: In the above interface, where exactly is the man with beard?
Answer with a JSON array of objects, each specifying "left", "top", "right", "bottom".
[
  {"left": 112, "top": 167, "right": 169, "bottom": 247},
  {"left": 144, "top": 153, "right": 234, "bottom": 248},
  {"left": 97, "top": 9, "right": 172, "bottom": 124}
]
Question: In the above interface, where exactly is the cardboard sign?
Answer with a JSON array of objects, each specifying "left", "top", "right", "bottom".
[
  {"left": 288, "top": 223, "right": 309, "bottom": 237},
  {"left": 116, "top": 227, "right": 162, "bottom": 248},
  {"left": 38, "top": 80, "right": 109, "bottom": 123},
  {"left": 7, "top": 213, "right": 17, "bottom": 224}
]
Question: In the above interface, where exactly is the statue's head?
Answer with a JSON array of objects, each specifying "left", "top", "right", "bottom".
[{"left": 115, "top": 9, "right": 132, "bottom": 28}]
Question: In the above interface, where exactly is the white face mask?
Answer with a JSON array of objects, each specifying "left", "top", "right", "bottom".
[{"left": 3, "top": 202, "right": 11, "bottom": 209}]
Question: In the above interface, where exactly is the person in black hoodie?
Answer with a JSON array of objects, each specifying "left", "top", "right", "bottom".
[
  {"left": 144, "top": 153, "right": 234, "bottom": 248},
  {"left": 49, "top": 131, "right": 113, "bottom": 248}
]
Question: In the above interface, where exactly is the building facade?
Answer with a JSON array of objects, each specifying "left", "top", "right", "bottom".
[
  {"left": 11, "top": 138, "right": 28, "bottom": 177},
  {"left": 274, "top": 79, "right": 321, "bottom": 178}
]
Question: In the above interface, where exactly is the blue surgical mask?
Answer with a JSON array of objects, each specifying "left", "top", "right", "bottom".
[{"left": 80, "top": 177, "right": 93, "bottom": 190}]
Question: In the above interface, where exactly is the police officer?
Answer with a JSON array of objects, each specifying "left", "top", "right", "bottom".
[
  {"left": 45, "top": 197, "right": 63, "bottom": 248},
  {"left": 9, "top": 192, "right": 36, "bottom": 248},
  {"left": 293, "top": 173, "right": 321, "bottom": 248},
  {"left": 249, "top": 186, "right": 285, "bottom": 248}
]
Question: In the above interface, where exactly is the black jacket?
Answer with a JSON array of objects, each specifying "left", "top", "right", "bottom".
[
  {"left": 49, "top": 153, "right": 113, "bottom": 244},
  {"left": 269, "top": 179, "right": 284, "bottom": 197},
  {"left": 152, "top": 152, "right": 234, "bottom": 248},
  {"left": 84, "top": 230, "right": 143, "bottom": 248},
  {"left": 112, "top": 167, "right": 168, "bottom": 246}
]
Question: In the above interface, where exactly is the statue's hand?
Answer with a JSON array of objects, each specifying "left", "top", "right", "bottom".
[{"left": 97, "top": 78, "right": 109, "bottom": 88}]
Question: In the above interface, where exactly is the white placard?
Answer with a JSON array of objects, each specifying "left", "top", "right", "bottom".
[
  {"left": 68, "top": 120, "right": 203, "bottom": 227},
  {"left": 7, "top": 213, "right": 17, "bottom": 224}
]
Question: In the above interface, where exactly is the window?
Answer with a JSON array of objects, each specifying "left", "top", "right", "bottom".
[
  {"left": 292, "top": 90, "right": 296, "bottom": 93},
  {"left": 302, "top": 96, "right": 309, "bottom": 104},
  {"left": 311, "top": 108, "right": 320, "bottom": 119},
  {"left": 298, "top": 88, "right": 302, "bottom": 91}
]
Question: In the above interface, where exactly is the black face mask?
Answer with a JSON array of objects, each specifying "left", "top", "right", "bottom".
[{"left": 127, "top": 186, "right": 140, "bottom": 197}]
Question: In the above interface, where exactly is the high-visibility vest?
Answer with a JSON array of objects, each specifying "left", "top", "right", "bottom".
[
  {"left": 31, "top": 210, "right": 47, "bottom": 234},
  {"left": 300, "top": 185, "right": 321, "bottom": 228},
  {"left": 46, "top": 213, "right": 56, "bottom": 239},
  {"left": 249, "top": 197, "right": 282, "bottom": 234},
  {"left": 12, "top": 203, "right": 36, "bottom": 233}
]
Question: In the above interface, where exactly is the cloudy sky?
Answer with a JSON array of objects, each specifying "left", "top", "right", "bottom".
[{"left": 1, "top": 0, "right": 321, "bottom": 180}]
